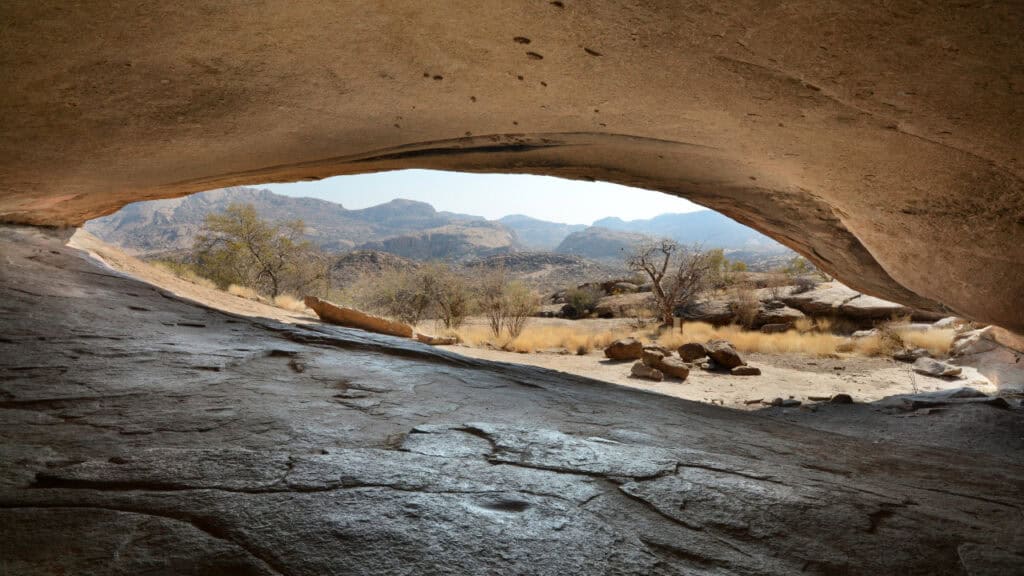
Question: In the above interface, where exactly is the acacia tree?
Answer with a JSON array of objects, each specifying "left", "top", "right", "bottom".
[
  {"left": 193, "top": 203, "right": 319, "bottom": 298},
  {"left": 626, "top": 239, "right": 713, "bottom": 325}
]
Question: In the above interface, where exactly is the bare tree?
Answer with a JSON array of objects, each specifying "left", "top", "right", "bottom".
[
  {"left": 477, "top": 267, "right": 538, "bottom": 338},
  {"left": 626, "top": 239, "right": 713, "bottom": 325}
]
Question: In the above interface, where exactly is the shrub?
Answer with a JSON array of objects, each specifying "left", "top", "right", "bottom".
[
  {"left": 793, "top": 276, "right": 817, "bottom": 294},
  {"left": 729, "top": 284, "right": 760, "bottom": 328},
  {"left": 421, "top": 262, "right": 473, "bottom": 329},
  {"left": 502, "top": 281, "right": 539, "bottom": 338},
  {"left": 564, "top": 286, "right": 603, "bottom": 319}
]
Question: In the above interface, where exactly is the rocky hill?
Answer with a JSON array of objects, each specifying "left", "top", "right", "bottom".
[
  {"left": 356, "top": 222, "right": 518, "bottom": 261},
  {"left": 497, "top": 214, "right": 585, "bottom": 250},
  {"left": 329, "top": 250, "right": 419, "bottom": 288},
  {"left": 554, "top": 227, "right": 653, "bottom": 261},
  {"left": 464, "top": 251, "right": 629, "bottom": 295},
  {"left": 85, "top": 187, "right": 486, "bottom": 255}
]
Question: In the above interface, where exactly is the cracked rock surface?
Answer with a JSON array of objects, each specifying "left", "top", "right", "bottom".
[{"left": 1, "top": 225, "right": 1023, "bottom": 575}]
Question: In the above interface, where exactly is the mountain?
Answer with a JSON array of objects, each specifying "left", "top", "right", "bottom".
[
  {"left": 86, "top": 187, "right": 791, "bottom": 266},
  {"left": 593, "top": 210, "right": 784, "bottom": 251},
  {"left": 355, "top": 222, "right": 517, "bottom": 260},
  {"left": 85, "top": 187, "right": 487, "bottom": 255},
  {"left": 554, "top": 227, "right": 652, "bottom": 260},
  {"left": 497, "top": 214, "right": 586, "bottom": 250}
]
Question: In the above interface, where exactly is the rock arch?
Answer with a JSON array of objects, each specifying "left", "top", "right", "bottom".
[{"left": 1, "top": 1, "right": 1022, "bottom": 329}]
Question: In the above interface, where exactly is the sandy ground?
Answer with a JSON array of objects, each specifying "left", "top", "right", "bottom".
[
  {"left": 450, "top": 345, "right": 995, "bottom": 410},
  {"left": 71, "top": 229, "right": 995, "bottom": 411}
]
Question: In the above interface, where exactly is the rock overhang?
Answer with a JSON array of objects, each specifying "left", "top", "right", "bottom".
[{"left": 0, "top": 1, "right": 1022, "bottom": 329}]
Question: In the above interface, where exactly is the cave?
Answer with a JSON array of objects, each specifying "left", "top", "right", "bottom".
[{"left": 1, "top": 2, "right": 1022, "bottom": 574}]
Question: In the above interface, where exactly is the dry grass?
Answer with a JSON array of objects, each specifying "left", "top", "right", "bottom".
[
  {"left": 453, "top": 317, "right": 955, "bottom": 359},
  {"left": 654, "top": 322, "right": 844, "bottom": 356},
  {"left": 150, "top": 260, "right": 217, "bottom": 290},
  {"left": 455, "top": 324, "right": 634, "bottom": 354},
  {"left": 853, "top": 326, "right": 954, "bottom": 357},
  {"left": 272, "top": 293, "right": 311, "bottom": 313},
  {"left": 227, "top": 284, "right": 260, "bottom": 300}
]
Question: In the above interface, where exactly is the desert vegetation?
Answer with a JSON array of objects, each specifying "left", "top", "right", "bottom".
[{"left": 143, "top": 204, "right": 954, "bottom": 363}]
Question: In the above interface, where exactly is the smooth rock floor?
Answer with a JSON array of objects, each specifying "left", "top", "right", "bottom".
[{"left": 1, "top": 224, "right": 1022, "bottom": 575}]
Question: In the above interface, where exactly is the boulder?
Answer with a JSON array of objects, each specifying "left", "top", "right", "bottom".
[
  {"left": 610, "top": 282, "right": 639, "bottom": 294},
  {"left": 677, "top": 342, "right": 708, "bottom": 362},
  {"left": 630, "top": 362, "right": 664, "bottom": 381},
  {"left": 760, "top": 323, "right": 790, "bottom": 334},
  {"left": 705, "top": 340, "right": 744, "bottom": 369},
  {"left": 304, "top": 296, "right": 414, "bottom": 338},
  {"left": 643, "top": 344, "right": 673, "bottom": 356},
  {"left": 830, "top": 394, "right": 854, "bottom": 404},
  {"left": 912, "top": 357, "right": 963, "bottom": 378},
  {"left": 655, "top": 357, "right": 690, "bottom": 380},
  {"left": 731, "top": 365, "right": 761, "bottom": 376},
  {"left": 782, "top": 282, "right": 944, "bottom": 322},
  {"left": 755, "top": 305, "right": 806, "bottom": 327},
  {"left": 641, "top": 348, "right": 666, "bottom": 367},
  {"left": 604, "top": 338, "right": 644, "bottom": 361},
  {"left": 949, "top": 327, "right": 1024, "bottom": 387}
]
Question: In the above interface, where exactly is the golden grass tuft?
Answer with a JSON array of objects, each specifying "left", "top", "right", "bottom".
[
  {"left": 272, "top": 293, "right": 311, "bottom": 313},
  {"left": 854, "top": 326, "right": 954, "bottom": 357},
  {"left": 455, "top": 324, "right": 633, "bottom": 354},
  {"left": 655, "top": 322, "right": 843, "bottom": 356},
  {"left": 227, "top": 284, "right": 260, "bottom": 300}
]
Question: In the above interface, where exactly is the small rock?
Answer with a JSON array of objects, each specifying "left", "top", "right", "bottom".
[
  {"left": 656, "top": 356, "right": 690, "bottom": 380},
  {"left": 643, "top": 344, "right": 673, "bottom": 356},
  {"left": 605, "top": 338, "right": 644, "bottom": 361},
  {"left": 744, "top": 398, "right": 764, "bottom": 405},
  {"left": 893, "top": 347, "right": 929, "bottom": 362},
  {"left": 830, "top": 393, "right": 854, "bottom": 404},
  {"left": 933, "top": 316, "right": 960, "bottom": 329},
  {"left": 760, "top": 323, "right": 790, "bottom": 334},
  {"left": 852, "top": 329, "right": 878, "bottom": 339},
  {"left": 912, "top": 357, "right": 963, "bottom": 378},
  {"left": 641, "top": 348, "right": 666, "bottom": 367},
  {"left": 705, "top": 340, "right": 744, "bottom": 369},
  {"left": 730, "top": 365, "right": 761, "bottom": 376},
  {"left": 630, "top": 361, "right": 664, "bottom": 381},
  {"left": 807, "top": 395, "right": 832, "bottom": 402},
  {"left": 677, "top": 342, "right": 708, "bottom": 362},
  {"left": 769, "top": 397, "right": 802, "bottom": 407}
]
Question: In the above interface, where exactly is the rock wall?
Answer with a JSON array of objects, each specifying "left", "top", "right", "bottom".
[{"left": 0, "top": 2, "right": 1022, "bottom": 330}]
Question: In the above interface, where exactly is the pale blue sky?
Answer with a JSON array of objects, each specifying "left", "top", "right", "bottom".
[{"left": 265, "top": 169, "right": 703, "bottom": 225}]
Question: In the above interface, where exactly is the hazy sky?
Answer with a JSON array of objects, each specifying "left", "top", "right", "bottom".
[{"left": 265, "top": 169, "right": 703, "bottom": 225}]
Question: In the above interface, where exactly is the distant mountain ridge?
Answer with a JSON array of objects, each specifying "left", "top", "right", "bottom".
[
  {"left": 593, "top": 211, "right": 784, "bottom": 251},
  {"left": 85, "top": 187, "right": 493, "bottom": 255},
  {"left": 86, "top": 186, "right": 789, "bottom": 263},
  {"left": 497, "top": 214, "right": 586, "bottom": 251}
]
